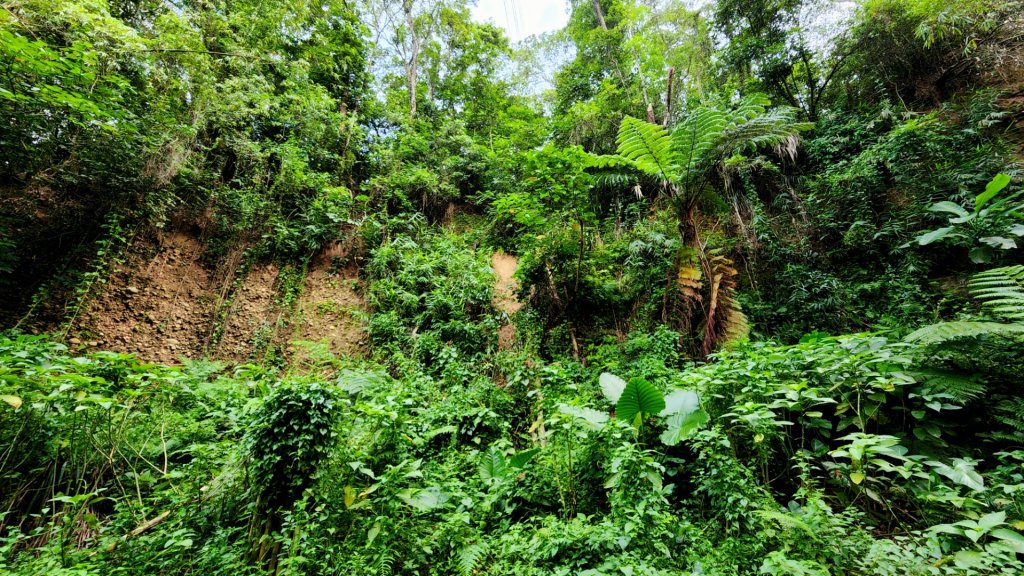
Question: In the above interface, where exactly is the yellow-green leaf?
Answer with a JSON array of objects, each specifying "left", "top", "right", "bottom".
[{"left": 1, "top": 395, "right": 22, "bottom": 409}]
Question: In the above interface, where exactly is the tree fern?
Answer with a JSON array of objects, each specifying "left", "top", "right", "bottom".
[
  {"left": 968, "top": 265, "right": 1024, "bottom": 320},
  {"left": 615, "top": 116, "right": 676, "bottom": 182},
  {"left": 906, "top": 266, "right": 1024, "bottom": 345},
  {"left": 592, "top": 95, "right": 808, "bottom": 355},
  {"left": 671, "top": 106, "right": 729, "bottom": 179}
]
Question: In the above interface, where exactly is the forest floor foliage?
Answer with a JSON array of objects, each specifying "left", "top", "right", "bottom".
[{"left": 3, "top": 0, "right": 1024, "bottom": 574}]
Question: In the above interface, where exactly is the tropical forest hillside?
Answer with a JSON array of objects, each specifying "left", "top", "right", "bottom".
[{"left": 1, "top": 0, "right": 1024, "bottom": 574}]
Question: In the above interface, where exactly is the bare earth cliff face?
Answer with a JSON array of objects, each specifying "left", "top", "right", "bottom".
[{"left": 70, "top": 231, "right": 367, "bottom": 364}]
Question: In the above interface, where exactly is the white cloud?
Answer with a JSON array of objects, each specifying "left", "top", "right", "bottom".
[{"left": 471, "top": 0, "right": 569, "bottom": 42}]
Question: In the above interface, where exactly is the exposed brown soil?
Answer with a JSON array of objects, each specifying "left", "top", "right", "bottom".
[
  {"left": 74, "top": 231, "right": 215, "bottom": 364},
  {"left": 492, "top": 252, "right": 522, "bottom": 350},
  {"left": 492, "top": 252, "right": 522, "bottom": 316},
  {"left": 213, "top": 264, "right": 280, "bottom": 362},
  {"left": 72, "top": 233, "right": 368, "bottom": 365},
  {"left": 288, "top": 261, "right": 367, "bottom": 363}
]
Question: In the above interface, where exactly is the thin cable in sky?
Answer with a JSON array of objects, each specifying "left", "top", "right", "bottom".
[
  {"left": 513, "top": 0, "right": 523, "bottom": 38},
  {"left": 503, "top": 0, "right": 520, "bottom": 38}
]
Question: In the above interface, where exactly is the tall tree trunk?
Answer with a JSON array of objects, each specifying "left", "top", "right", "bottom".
[
  {"left": 590, "top": 0, "right": 607, "bottom": 30},
  {"left": 403, "top": 0, "right": 419, "bottom": 118}
]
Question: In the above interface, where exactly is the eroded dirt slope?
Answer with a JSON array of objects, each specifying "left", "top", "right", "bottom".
[
  {"left": 288, "top": 259, "right": 367, "bottom": 363},
  {"left": 75, "top": 231, "right": 215, "bottom": 364},
  {"left": 73, "top": 233, "right": 367, "bottom": 364}
]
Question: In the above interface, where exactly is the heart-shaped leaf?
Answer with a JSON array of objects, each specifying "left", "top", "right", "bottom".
[
  {"left": 509, "top": 448, "right": 540, "bottom": 469},
  {"left": 660, "top": 389, "right": 699, "bottom": 417},
  {"left": 558, "top": 403, "right": 609, "bottom": 429},
  {"left": 616, "top": 378, "right": 665, "bottom": 423},
  {"left": 398, "top": 487, "right": 448, "bottom": 511},
  {"left": 980, "top": 236, "right": 1016, "bottom": 250},
  {"left": 479, "top": 447, "right": 507, "bottom": 483},
  {"left": 660, "top": 408, "right": 709, "bottom": 446},
  {"left": 600, "top": 373, "right": 626, "bottom": 403}
]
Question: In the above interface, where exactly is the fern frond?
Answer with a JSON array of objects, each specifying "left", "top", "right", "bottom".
[
  {"left": 457, "top": 542, "right": 489, "bottom": 576},
  {"left": 905, "top": 321, "right": 1024, "bottom": 344},
  {"left": 716, "top": 108, "right": 811, "bottom": 159},
  {"left": 908, "top": 369, "right": 987, "bottom": 404},
  {"left": 994, "top": 398, "right": 1024, "bottom": 434},
  {"left": 374, "top": 550, "right": 395, "bottom": 576},
  {"left": 731, "top": 94, "right": 771, "bottom": 121},
  {"left": 757, "top": 508, "right": 816, "bottom": 536},
  {"left": 907, "top": 266, "right": 1024, "bottom": 345},
  {"left": 615, "top": 116, "right": 676, "bottom": 182},
  {"left": 968, "top": 265, "right": 1024, "bottom": 320},
  {"left": 701, "top": 253, "right": 748, "bottom": 355},
  {"left": 671, "top": 107, "right": 728, "bottom": 177}
]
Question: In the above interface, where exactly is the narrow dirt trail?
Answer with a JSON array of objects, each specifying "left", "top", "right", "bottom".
[
  {"left": 492, "top": 252, "right": 522, "bottom": 350},
  {"left": 491, "top": 252, "right": 522, "bottom": 315}
]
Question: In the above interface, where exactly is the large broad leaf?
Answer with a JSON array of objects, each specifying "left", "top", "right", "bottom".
[
  {"left": 989, "top": 528, "right": 1024, "bottom": 553},
  {"left": 615, "top": 378, "right": 665, "bottom": 423},
  {"left": 926, "top": 458, "right": 984, "bottom": 491},
  {"left": 479, "top": 447, "right": 507, "bottom": 483},
  {"left": 558, "top": 403, "right": 610, "bottom": 430},
  {"left": 975, "top": 173, "right": 1011, "bottom": 212},
  {"left": 660, "top": 408, "right": 710, "bottom": 446},
  {"left": 953, "top": 550, "right": 984, "bottom": 570},
  {"left": 968, "top": 246, "right": 994, "bottom": 264},
  {"left": 509, "top": 448, "right": 540, "bottom": 469},
  {"left": 929, "top": 201, "right": 970, "bottom": 219},
  {"left": 599, "top": 373, "right": 627, "bottom": 404},
  {"left": 977, "top": 510, "right": 1006, "bottom": 530},
  {"left": 916, "top": 226, "right": 956, "bottom": 245},
  {"left": 980, "top": 236, "right": 1017, "bottom": 250},
  {"left": 660, "top": 389, "right": 699, "bottom": 417},
  {"left": 397, "top": 487, "right": 448, "bottom": 511}
]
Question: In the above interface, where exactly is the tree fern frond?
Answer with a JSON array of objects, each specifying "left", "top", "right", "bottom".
[
  {"left": 671, "top": 107, "right": 728, "bottom": 177},
  {"left": 585, "top": 153, "right": 632, "bottom": 170},
  {"left": 731, "top": 94, "right": 772, "bottom": 121},
  {"left": 908, "top": 369, "right": 987, "bottom": 404},
  {"left": 905, "top": 321, "right": 1024, "bottom": 345},
  {"left": 967, "top": 265, "right": 1024, "bottom": 320},
  {"left": 591, "top": 171, "right": 640, "bottom": 190},
  {"left": 615, "top": 116, "right": 676, "bottom": 182},
  {"left": 907, "top": 266, "right": 1024, "bottom": 345},
  {"left": 716, "top": 108, "right": 811, "bottom": 158},
  {"left": 701, "top": 253, "right": 747, "bottom": 354}
]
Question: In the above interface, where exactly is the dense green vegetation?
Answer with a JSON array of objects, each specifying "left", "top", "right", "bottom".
[{"left": 2, "top": 0, "right": 1024, "bottom": 574}]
